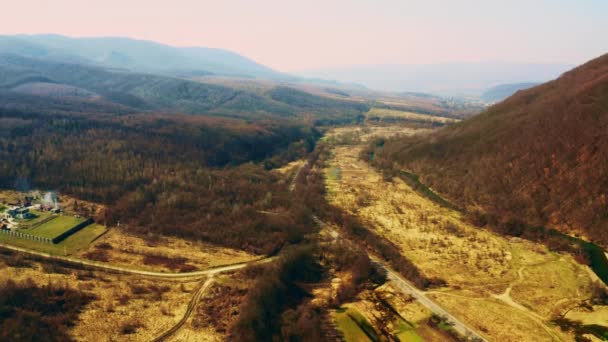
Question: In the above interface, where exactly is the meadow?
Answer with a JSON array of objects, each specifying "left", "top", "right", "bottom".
[{"left": 323, "top": 125, "right": 606, "bottom": 342}]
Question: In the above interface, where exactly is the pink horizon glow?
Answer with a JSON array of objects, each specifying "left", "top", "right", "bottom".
[{"left": 1, "top": 0, "right": 606, "bottom": 72}]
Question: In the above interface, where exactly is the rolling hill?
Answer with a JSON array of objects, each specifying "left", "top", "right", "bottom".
[
  {"left": 0, "top": 34, "right": 288, "bottom": 80},
  {"left": 0, "top": 54, "right": 370, "bottom": 123},
  {"left": 371, "top": 53, "right": 608, "bottom": 246}
]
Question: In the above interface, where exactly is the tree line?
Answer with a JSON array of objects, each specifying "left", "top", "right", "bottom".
[{"left": 0, "top": 108, "right": 320, "bottom": 254}]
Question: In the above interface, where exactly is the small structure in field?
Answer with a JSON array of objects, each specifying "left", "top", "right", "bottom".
[{"left": 7, "top": 207, "right": 34, "bottom": 220}]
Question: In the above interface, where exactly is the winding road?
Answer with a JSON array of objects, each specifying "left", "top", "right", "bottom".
[
  {"left": 0, "top": 242, "right": 274, "bottom": 342},
  {"left": 0, "top": 242, "right": 273, "bottom": 279},
  {"left": 2, "top": 155, "right": 486, "bottom": 341}
]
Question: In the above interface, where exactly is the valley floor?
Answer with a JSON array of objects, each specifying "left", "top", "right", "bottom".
[
  {"left": 1, "top": 124, "right": 607, "bottom": 342},
  {"left": 323, "top": 125, "right": 608, "bottom": 342}
]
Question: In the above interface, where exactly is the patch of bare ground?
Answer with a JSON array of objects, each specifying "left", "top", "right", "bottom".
[
  {"left": 0, "top": 255, "right": 198, "bottom": 341},
  {"left": 77, "top": 229, "right": 256, "bottom": 273},
  {"left": 323, "top": 125, "right": 605, "bottom": 341}
]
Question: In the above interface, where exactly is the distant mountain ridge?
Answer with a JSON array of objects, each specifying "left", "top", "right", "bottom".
[
  {"left": 480, "top": 82, "right": 539, "bottom": 102},
  {"left": 0, "top": 53, "right": 370, "bottom": 124},
  {"left": 297, "top": 62, "right": 573, "bottom": 95},
  {"left": 0, "top": 34, "right": 289, "bottom": 80}
]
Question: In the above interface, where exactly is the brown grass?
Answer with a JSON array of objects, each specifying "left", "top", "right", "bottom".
[
  {"left": 322, "top": 125, "right": 603, "bottom": 341},
  {"left": 0, "top": 254, "right": 199, "bottom": 341},
  {"left": 77, "top": 229, "right": 256, "bottom": 273}
]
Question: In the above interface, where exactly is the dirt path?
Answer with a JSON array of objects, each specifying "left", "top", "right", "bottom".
[
  {"left": 492, "top": 255, "right": 560, "bottom": 317},
  {"left": 152, "top": 277, "right": 215, "bottom": 342},
  {"left": 490, "top": 262, "right": 564, "bottom": 341},
  {"left": 0, "top": 242, "right": 273, "bottom": 279},
  {"left": 493, "top": 267, "right": 531, "bottom": 314},
  {"left": 289, "top": 161, "right": 307, "bottom": 191}
]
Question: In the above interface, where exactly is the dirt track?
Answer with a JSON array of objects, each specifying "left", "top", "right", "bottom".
[{"left": 0, "top": 242, "right": 273, "bottom": 279}]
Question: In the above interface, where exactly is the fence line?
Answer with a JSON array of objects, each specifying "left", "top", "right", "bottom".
[{"left": 0, "top": 229, "right": 53, "bottom": 243}]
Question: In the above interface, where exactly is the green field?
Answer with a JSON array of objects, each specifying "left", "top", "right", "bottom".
[
  {"left": 395, "top": 321, "right": 423, "bottom": 342},
  {"left": 334, "top": 306, "right": 379, "bottom": 342},
  {"left": 0, "top": 223, "right": 107, "bottom": 255},
  {"left": 15, "top": 210, "right": 54, "bottom": 228},
  {"left": 25, "top": 215, "right": 88, "bottom": 239}
]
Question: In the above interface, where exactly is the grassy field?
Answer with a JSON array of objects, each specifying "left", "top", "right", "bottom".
[
  {"left": 333, "top": 306, "right": 378, "bottom": 342},
  {"left": 321, "top": 125, "right": 605, "bottom": 341},
  {"left": 0, "top": 252, "right": 203, "bottom": 342},
  {"left": 365, "top": 108, "right": 458, "bottom": 124},
  {"left": 397, "top": 171, "right": 459, "bottom": 210},
  {"left": 77, "top": 229, "right": 257, "bottom": 273},
  {"left": 0, "top": 223, "right": 107, "bottom": 255},
  {"left": 24, "top": 215, "right": 88, "bottom": 239},
  {"left": 15, "top": 210, "right": 54, "bottom": 228},
  {"left": 395, "top": 321, "right": 423, "bottom": 342}
]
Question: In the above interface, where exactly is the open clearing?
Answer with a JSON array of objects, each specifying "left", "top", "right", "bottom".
[
  {"left": 0, "top": 223, "right": 107, "bottom": 255},
  {"left": 0, "top": 252, "right": 210, "bottom": 341},
  {"left": 365, "top": 108, "right": 459, "bottom": 125},
  {"left": 333, "top": 305, "right": 379, "bottom": 342},
  {"left": 23, "top": 214, "right": 88, "bottom": 239},
  {"left": 323, "top": 125, "right": 607, "bottom": 341},
  {"left": 77, "top": 229, "right": 257, "bottom": 273}
]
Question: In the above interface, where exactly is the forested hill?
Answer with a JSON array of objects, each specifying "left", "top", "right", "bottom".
[
  {"left": 0, "top": 54, "right": 369, "bottom": 124},
  {"left": 0, "top": 107, "right": 319, "bottom": 254},
  {"left": 370, "top": 53, "right": 608, "bottom": 246}
]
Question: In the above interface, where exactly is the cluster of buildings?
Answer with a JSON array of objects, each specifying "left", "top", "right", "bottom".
[
  {"left": 2, "top": 207, "right": 32, "bottom": 231},
  {"left": 0, "top": 192, "right": 62, "bottom": 231}
]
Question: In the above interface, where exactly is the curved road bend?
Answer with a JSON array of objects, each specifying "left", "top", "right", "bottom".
[
  {"left": 152, "top": 277, "right": 215, "bottom": 342},
  {"left": 0, "top": 242, "right": 274, "bottom": 279}
]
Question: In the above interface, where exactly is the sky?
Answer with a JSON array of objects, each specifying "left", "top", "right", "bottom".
[{"left": 1, "top": 0, "right": 606, "bottom": 72}]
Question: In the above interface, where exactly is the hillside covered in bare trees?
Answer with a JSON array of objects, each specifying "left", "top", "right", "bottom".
[{"left": 370, "top": 54, "right": 608, "bottom": 246}]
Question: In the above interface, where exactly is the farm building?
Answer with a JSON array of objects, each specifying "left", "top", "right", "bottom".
[{"left": 6, "top": 207, "right": 33, "bottom": 219}]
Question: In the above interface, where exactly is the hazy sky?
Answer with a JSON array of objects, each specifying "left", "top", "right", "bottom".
[{"left": 1, "top": 0, "right": 606, "bottom": 71}]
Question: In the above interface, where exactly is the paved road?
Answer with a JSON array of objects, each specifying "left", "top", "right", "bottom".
[
  {"left": 314, "top": 217, "right": 488, "bottom": 342},
  {"left": 0, "top": 242, "right": 273, "bottom": 279},
  {"left": 152, "top": 277, "right": 215, "bottom": 342},
  {"left": 378, "top": 261, "right": 487, "bottom": 341}
]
